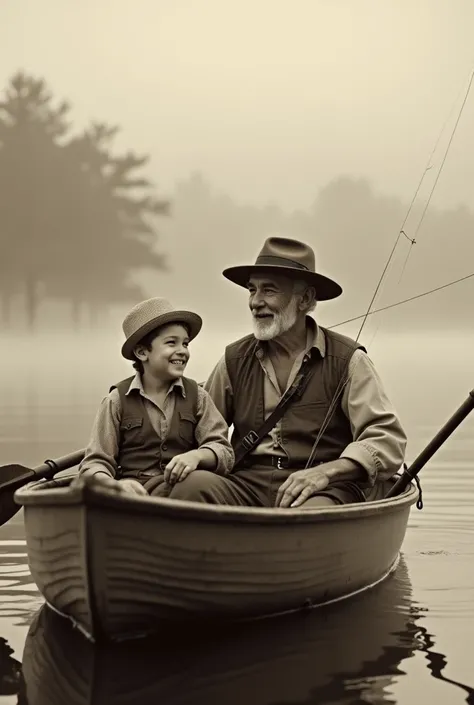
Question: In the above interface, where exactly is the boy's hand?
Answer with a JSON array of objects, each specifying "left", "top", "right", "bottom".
[
  {"left": 164, "top": 450, "right": 202, "bottom": 485},
  {"left": 118, "top": 478, "right": 149, "bottom": 496},
  {"left": 87, "top": 473, "right": 148, "bottom": 497}
]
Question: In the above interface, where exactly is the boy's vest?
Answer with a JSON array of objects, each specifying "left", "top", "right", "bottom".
[
  {"left": 110, "top": 376, "right": 199, "bottom": 478},
  {"left": 225, "top": 327, "right": 366, "bottom": 468}
]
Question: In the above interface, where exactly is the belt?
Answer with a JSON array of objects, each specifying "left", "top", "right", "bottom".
[
  {"left": 238, "top": 456, "right": 306, "bottom": 470},
  {"left": 120, "top": 468, "right": 163, "bottom": 478}
]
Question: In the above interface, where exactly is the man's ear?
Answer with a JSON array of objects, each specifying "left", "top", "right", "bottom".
[{"left": 300, "top": 286, "right": 317, "bottom": 310}]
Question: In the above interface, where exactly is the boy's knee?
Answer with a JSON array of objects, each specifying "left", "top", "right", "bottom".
[{"left": 168, "top": 470, "right": 227, "bottom": 503}]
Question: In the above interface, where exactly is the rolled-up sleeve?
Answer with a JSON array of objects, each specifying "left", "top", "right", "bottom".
[
  {"left": 340, "top": 349, "right": 407, "bottom": 486},
  {"left": 195, "top": 386, "right": 235, "bottom": 475},
  {"left": 78, "top": 390, "right": 122, "bottom": 480}
]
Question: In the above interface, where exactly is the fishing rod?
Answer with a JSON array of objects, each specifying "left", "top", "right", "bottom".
[
  {"left": 386, "top": 389, "right": 474, "bottom": 498},
  {"left": 305, "top": 64, "right": 474, "bottom": 471}
]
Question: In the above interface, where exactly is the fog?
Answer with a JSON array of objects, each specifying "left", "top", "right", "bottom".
[
  {"left": 1, "top": 0, "right": 473, "bottom": 340},
  {"left": 2, "top": 0, "right": 474, "bottom": 208}
]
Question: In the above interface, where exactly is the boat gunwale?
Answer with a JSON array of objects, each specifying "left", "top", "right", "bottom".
[{"left": 14, "top": 475, "right": 418, "bottom": 525}]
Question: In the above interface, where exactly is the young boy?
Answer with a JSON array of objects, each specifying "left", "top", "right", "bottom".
[{"left": 78, "top": 297, "right": 235, "bottom": 497}]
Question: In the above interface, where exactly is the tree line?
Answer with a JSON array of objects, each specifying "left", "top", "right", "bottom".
[
  {"left": 1, "top": 71, "right": 471, "bottom": 333},
  {"left": 0, "top": 72, "right": 168, "bottom": 329},
  {"left": 158, "top": 172, "right": 473, "bottom": 332}
]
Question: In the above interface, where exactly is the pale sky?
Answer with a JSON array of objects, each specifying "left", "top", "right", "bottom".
[{"left": 1, "top": 0, "right": 473, "bottom": 211}]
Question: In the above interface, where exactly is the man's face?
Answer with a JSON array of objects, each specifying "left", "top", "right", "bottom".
[{"left": 247, "top": 273, "right": 300, "bottom": 340}]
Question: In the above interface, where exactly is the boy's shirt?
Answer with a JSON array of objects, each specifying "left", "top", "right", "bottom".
[{"left": 79, "top": 373, "right": 234, "bottom": 480}]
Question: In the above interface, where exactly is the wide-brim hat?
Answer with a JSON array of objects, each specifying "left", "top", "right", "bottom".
[
  {"left": 222, "top": 236, "right": 342, "bottom": 301},
  {"left": 121, "top": 297, "right": 203, "bottom": 360}
]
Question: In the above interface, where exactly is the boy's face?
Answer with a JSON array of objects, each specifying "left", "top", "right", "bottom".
[{"left": 134, "top": 323, "right": 190, "bottom": 382}]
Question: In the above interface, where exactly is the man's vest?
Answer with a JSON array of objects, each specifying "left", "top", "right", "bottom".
[
  {"left": 225, "top": 327, "right": 366, "bottom": 467},
  {"left": 110, "top": 376, "right": 199, "bottom": 478}
]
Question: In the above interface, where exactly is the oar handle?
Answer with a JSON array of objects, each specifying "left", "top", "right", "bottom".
[
  {"left": 34, "top": 449, "right": 86, "bottom": 480},
  {"left": 386, "top": 389, "right": 474, "bottom": 498}
]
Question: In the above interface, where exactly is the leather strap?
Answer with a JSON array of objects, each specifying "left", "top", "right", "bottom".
[{"left": 233, "top": 355, "right": 316, "bottom": 468}]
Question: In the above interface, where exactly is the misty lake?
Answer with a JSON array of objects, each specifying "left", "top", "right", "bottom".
[{"left": 0, "top": 327, "right": 473, "bottom": 704}]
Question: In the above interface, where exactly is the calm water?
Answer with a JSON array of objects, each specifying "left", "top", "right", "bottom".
[{"left": 0, "top": 329, "right": 473, "bottom": 704}]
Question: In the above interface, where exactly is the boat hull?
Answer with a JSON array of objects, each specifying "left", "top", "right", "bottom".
[{"left": 14, "top": 475, "right": 418, "bottom": 641}]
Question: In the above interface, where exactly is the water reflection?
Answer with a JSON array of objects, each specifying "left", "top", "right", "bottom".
[
  {"left": 0, "top": 637, "right": 22, "bottom": 698},
  {"left": 0, "top": 540, "right": 43, "bottom": 629},
  {"left": 3, "top": 558, "right": 461, "bottom": 705}
]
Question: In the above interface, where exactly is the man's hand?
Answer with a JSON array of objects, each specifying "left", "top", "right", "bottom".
[
  {"left": 276, "top": 466, "right": 331, "bottom": 508},
  {"left": 275, "top": 459, "right": 365, "bottom": 509},
  {"left": 164, "top": 450, "right": 202, "bottom": 485}
]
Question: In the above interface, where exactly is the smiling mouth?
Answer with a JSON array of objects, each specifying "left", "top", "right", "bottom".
[
  {"left": 254, "top": 313, "right": 273, "bottom": 320},
  {"left": 170, "top": 360, "right": 186, "bottom": 366}
]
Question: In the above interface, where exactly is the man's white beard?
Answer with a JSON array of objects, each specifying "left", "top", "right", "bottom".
[{"left": 252, "top": 299, "right": 299, "bottom": 340}]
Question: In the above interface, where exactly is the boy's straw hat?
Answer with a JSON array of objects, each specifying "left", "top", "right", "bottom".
[{"left": 121, "top": 297, "right": 202, "bottom": 360}]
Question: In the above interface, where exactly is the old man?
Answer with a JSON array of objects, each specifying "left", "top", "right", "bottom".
[{"left": 168, "top": 236, "right": 407, "bottom": 509}]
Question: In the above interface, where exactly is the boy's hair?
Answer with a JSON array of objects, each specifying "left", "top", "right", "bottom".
[{"left": 132, "top": 321, "right": 191, "bottom": 374}]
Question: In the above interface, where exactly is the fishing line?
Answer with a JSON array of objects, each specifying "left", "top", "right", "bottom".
[
  {"left": 327, "top": 271, "right": 474, "bottom": 329},
  {"left": 356, "top": 66, "right": 474, "bottom": 344},
  {"left": 412, "top": 68, "right": 474, "bottom": 243},
  {"left": 397, "top": 68, "right": 474, "bottom": 287},
  {"left": 305, "top": 64, "right": 474, "bottom": 470},
  {"left": 358, "top": 68, "right": 474, "bottom": 367},
  {"left": 367, "top": 66, "right": 474, "bottom": 350}
]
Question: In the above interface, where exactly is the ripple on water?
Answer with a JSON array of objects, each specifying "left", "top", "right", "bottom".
[{"left": 0, "top": 541, "right": 43, "bottom": 625}]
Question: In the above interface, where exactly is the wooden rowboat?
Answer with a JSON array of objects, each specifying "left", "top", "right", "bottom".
[
  {"left": 14, "top": 472, "right": 418, "bottom": 642},
  {"left": 8, "top": 388, "right": 473, "bottom": 644}
]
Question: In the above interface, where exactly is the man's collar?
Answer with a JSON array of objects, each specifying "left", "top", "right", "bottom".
[{"left": 126, "top": 372, "right": 186, "bottom": 397}]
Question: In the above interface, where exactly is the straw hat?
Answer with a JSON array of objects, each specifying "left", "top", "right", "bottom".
[
  {"left": 222, "top": 236, "right": 342, "bottom": 301},
  {"left": 121, "top": 297, "right": 202, "bottom": 360}
]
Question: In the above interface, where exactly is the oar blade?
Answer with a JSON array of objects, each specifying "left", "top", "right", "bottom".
[
  {"left": 0, "top": 465, "right": 36, "bottom": 493},
  {"left": 0, "top": 465, "right": 37, "bottom": 524},
  {"left": 0, "top": 491, "right": 23, "bottom": 524}
]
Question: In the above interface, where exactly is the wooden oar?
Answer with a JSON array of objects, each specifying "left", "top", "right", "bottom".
[
  {"left": 386, "top": 389, "right": 474, "bottom": 498},
  {"left": 0, "top": 448, "right": 85, "bottom": 526}
]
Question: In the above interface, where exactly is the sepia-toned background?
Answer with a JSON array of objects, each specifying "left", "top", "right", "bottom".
[{"left": 1, "top": 2, "right": 474, "bottom": 703}]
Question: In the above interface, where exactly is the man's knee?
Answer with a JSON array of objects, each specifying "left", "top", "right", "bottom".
[
  {"left": 297, "top": 494, "right": 338, "bottom": 509},
  {"left": 168, "top": 470, "right": 230, "bottom": 503},
  {"left": 296, "top": 481, "right": 367, "bottom": 509},
  {"left": 363, "top": 481, "right": 391, "bottom": 502}
]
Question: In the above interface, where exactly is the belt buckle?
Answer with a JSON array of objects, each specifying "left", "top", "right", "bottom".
[{"left": 276, "top": 457, "right": 284, "bottom": 470}]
